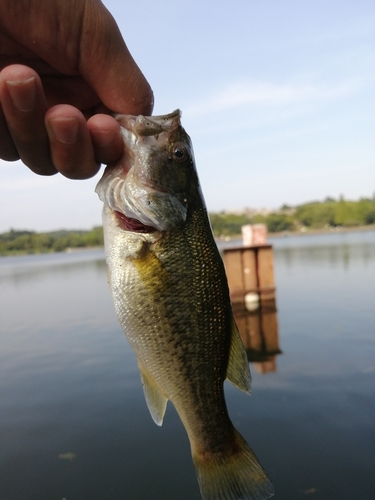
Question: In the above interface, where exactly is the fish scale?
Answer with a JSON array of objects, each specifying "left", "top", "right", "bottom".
[{"left": 96, "top": 110, "right": 274, "bottom": 500}]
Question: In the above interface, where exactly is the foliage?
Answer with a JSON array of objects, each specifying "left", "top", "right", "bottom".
[
  {"left": 1, "top": 195, "right": 375, "bottom": 255},
  {"left": 209, "top": 212, "right": 252, "bottom": 237},
  {"left": 294, "top": 196, "right": 375, "bottom": 228},
  {"left": 0, "top": 227, "right": 104, "bottom": 256},
  {"left": 294, "top": 201, "right": 336, "bottom": 228},
  {"left": 264, "top": 213, "right": 295, "bottom": 233},
  {"left": 208, "top": 195, "right": 375, "bottom": 236}
]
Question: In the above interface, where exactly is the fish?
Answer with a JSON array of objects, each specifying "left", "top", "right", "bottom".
[{"left": 95, "top": 109, "right": 274, "bottom": 500}]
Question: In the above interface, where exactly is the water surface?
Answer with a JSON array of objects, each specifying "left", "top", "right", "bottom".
[{"left": 0, "top": 232, "right": 374, "bottom": 500}]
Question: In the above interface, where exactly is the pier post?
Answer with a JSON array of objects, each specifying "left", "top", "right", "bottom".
[
  {"left": 222, "top": 224, "right": 280, "bottom": 370},
  {"left": 222, "top": 244, "right": 276, "bottom": 304}
]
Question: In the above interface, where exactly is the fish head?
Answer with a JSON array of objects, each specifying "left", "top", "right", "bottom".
[{"left": 95, "top": 110, "right": 201, "bottom": 233}]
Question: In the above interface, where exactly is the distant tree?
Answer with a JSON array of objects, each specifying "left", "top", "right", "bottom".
[
  {"left": 82, "top": 226, "right": 104, "bottom": 246},
  {"left": 0, "top": 227, "right": 105, "bottom": 255},
  {"left": 334, "top": 198, "right": 365, "bottom": 226},
  {"left": 209, "top": 212, "right": 252, "bottom": 237},
  {"left": 7, "top": 233, "right": 33, "bottom": 252},
  {"left": 31, "top": 233, "right": 53, "bottom": 252},
  {"left": 2, "top": 193, "right": 375, "bottom": 255},
  {"left": 250, "top": 214, "right": 267, "bottom": 224},
  {"left": 265, "top": 213, "right": 295, "bottom": 233},
  {"left": 296, "top": 201, "right": 336, "bottom": 228},
  {"left": 365, "top": 210, "right": 375, "bottom": 224}
]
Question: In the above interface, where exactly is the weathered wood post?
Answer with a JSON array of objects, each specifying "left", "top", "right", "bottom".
[
  {"left": 222, "top": 224, "right": 276, "bottom": 304},
  {"left": 222, "top": 224, "right": 280, "bottom": 371}
]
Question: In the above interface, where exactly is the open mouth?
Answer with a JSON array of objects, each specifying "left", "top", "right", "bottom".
[{"left": 115, "top": 211, "right": 157, "bottom": 234}]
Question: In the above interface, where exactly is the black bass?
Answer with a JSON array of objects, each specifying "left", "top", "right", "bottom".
[{"left": 95, "top": 110, "right": 274, "bottom": 500}]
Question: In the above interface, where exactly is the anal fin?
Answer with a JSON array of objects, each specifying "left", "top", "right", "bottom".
[
  {"left": 138, "top": 363, "right": 168, "bottom": 426},
  {"left": 226, "top": 316, "right": 251, "bottom": 394}
]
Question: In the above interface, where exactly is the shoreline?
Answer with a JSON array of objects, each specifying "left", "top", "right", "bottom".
[
  {"left": 217, "top": 224, "right": 375, "bottom": 242},
  {"left": 2, "top": 225, "right": 375, "bottom": 257},
  {"left": 269, "top": 224, "right": 375, "bottom": 239}
]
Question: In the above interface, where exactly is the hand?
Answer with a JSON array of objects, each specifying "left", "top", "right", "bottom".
[{"left": 0, "top": 0, "right": 154, "bottom": 179}]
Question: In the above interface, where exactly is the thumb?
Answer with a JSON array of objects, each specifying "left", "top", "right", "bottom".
[{"left": 79, "top": 1, "right": 154, "bottom": 116}]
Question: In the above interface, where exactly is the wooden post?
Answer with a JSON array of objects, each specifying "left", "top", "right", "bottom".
[
  {"left": 222, "top": 245, "right": 276, "bottom": 303},
  {"left": 223, "top": 224, "right": 279, "bottom": 372},
  {"left": 257, "top": 246, "right": 276, "bottom": 301},
  {"left": 223, "top": 249, "right": 245, "bottom": 298}
]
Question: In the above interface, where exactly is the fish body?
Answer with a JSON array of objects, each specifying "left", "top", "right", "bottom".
[{"left": 95, "top": 110, "right": 273, "bottom": 500}]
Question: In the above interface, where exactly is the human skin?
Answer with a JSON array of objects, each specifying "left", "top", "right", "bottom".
[{"left": 0, "top": 0, "right": 154, "bottom": 179}]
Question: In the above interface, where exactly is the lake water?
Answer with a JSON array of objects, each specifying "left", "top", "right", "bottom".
[{"left": 0, "top": 230, "right": 374, "bottom": 500}]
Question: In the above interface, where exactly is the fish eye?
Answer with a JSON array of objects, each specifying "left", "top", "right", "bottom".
[{"left": 172, "top": 143, "right": 188, "bottom": 162}]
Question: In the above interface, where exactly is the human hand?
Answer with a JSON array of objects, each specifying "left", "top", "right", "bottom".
[{"left": 0, "top": 0, "right": 154, "bottom": 179}]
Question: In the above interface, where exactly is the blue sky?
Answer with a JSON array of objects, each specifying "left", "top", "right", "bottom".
[{"left": 1, "top": 0, "right": 374, "bottom": 231}]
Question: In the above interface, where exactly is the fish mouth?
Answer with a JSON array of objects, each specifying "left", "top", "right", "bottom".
[
  {"left": 96, "top": 164, "right": 185, "bottom": 232},
  {"left": 116, "top": 109, "right": 181, "bottom": 138},
  {"left": 114, "top": 211, "right": 157, "bottom": 234},
  {"left": 96, "top": 166, "right": 169, "bottom": 232},
  {"left": 95, "top": 109, "right": 188, "bottom": 233}
]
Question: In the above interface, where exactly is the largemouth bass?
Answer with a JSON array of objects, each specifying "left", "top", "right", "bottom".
[{"left": 95, "top": 110, "right": 274, "bottom": 500}]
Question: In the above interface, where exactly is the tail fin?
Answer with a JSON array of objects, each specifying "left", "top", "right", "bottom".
[{"left": 192, "top": 428, "right": 274, "bottom": 500}]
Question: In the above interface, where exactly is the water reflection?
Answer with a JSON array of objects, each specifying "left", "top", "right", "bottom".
[
  {"left": 233, "top": 300, "right": 281, "bottom": 373},
  {"left": 0, "top": 249, "right": 106, "bottom": 285},
  {"left": 1, "top": 231, "right": 375, "bottom": 500},
  {"left": 270, "top": 229, "right": 375, "bottom": 269}
]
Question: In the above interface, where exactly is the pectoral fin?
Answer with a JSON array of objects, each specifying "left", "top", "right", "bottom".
[
  {"left": 138, "top": 363, "right": 168, "bottom": 426},
  {"left": 226, "top": 316, "right": 251, "bottom": 394}
]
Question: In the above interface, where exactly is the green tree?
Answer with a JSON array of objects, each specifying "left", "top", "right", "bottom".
[
  {"left": 209, "top": 212, "right": 252, "bottom": 237},
  {"left": 265, "top": 213, "right": 295, "bottom": 233}
]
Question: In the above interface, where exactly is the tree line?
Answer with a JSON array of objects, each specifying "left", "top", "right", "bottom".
[
  {"left": 209, "top": 195, "right": 375, "bottom": 237},
  {"left": 1, "top": 196, "right": 375, "bottom": 255},
  {"left": 0, "top": 227, "right": 104, "bottom": 256}
]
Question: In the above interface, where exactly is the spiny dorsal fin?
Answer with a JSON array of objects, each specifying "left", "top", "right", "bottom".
[
  {"left": 138, "top": 363, "right": 168, "bottom": 426},
  {"left": 226, "top": 316, "right": 251, "bottom": 394}
]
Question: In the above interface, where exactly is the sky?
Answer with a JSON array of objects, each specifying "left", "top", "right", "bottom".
[{"left": 1, "top": 0, "right": 374, "bottom": 232}]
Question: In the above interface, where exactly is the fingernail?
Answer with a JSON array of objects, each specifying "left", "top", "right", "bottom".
[
  {"left": 48, "top": 117, "right": 79, "bottom": 144},
  {"left": 6, "top": 77, "right": 37, "bottom": 112}
]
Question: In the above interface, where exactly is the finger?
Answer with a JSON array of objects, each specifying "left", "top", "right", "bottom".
[
  {"left": 79, "top": 2, "right": 154, "bottom": 116},
  {"left": 87, "top": 114, "right": 124, "bottom": 165},
  {"left": 45, "top": 105, "right": 100, "bottom": 180},
  {"left": 0, "top": 104, "right": 19, "bottom": 161},
  {"left": 0, "top": 65, "right": 57, "bottom": 175}
]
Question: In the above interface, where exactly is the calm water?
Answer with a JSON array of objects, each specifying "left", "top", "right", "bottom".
[{"left": 0, "top": 231, "right": 374, "bottom": 500}]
